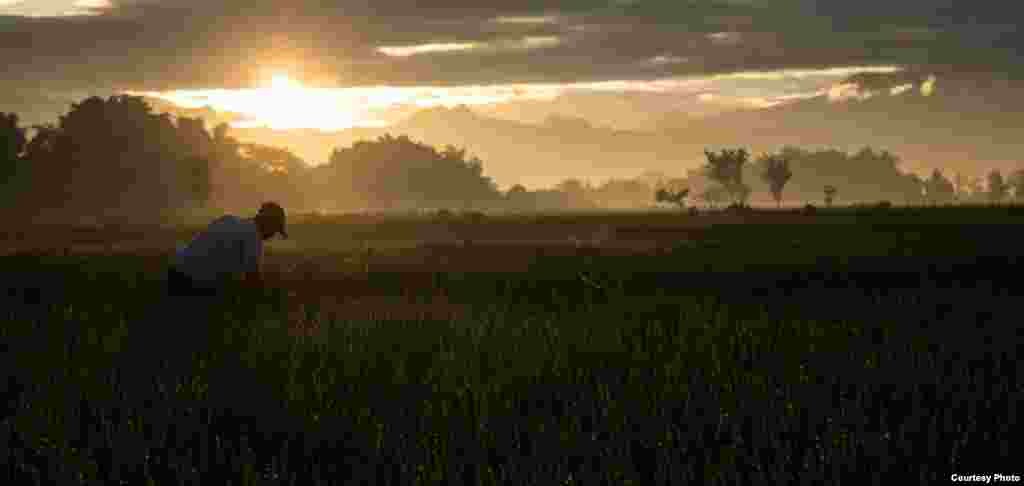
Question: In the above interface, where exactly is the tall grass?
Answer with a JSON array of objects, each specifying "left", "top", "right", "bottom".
[{"left": 1, "top": 209, "right": 1020, "bottom": 484}]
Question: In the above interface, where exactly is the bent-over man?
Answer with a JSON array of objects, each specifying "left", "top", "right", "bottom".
[{"left": 168, "top": 202, "right": 288, "bottom": 297}]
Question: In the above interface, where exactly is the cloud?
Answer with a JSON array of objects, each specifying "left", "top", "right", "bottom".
[
  {"left": 377, "top": 34, "right": 561, "bottom": 58},
  {"left": 890, "top": 83, "right": 913, "bottom": 95},
  {"left": 125, "top": 64, "right": 907, "bottom": 131},
  {"left": 707, "top": 31, "right": 742, "bottom": 46},
  {"left": 0, "top": 0, "right": 110, "bottom": 17},
  {"left": 0, "top": 0, "right": 1019, "bottom": 104},
  {"left": 377, "top": 42, "right": 483, "bottom": 57},
  {"left": 649, "top": 54, "right": 688, "bottom": 65},
  {"left": 507, "top": 35, "right": 561, "bottom": 49},
  {"left": 492, "top": 15, "right": 558, "bottom": 24},
  {"left": 827, "top": 83, "right": 875, "bottom": 102}
]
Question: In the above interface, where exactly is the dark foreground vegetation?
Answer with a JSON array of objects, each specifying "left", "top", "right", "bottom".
[{"left": 2, "top": 206, "right": 1021, "bottom": 484}]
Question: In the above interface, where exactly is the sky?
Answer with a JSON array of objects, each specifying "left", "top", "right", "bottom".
[{"left": 2, "top": 1, "right": 1022, "bottom": 132}]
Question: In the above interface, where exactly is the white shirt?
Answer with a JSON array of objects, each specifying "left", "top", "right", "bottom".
[{"left": 172, "top": 215, "right": 262, "bottom": 284}]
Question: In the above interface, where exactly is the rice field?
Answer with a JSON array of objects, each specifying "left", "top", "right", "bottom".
[{"left": 1, "top": 205, "right": 1021, "bottom": 484}]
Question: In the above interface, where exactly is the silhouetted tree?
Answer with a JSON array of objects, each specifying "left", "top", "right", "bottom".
[
  {"left": 322, "top": 134, "right": 500, "bottom": 211},
  {"left": 655, "top": 187, "right": 690, "bottom": 210},
  {"left": 925, "top": 169, "right": 955, "bottom": 205},
  {"left": 754, "top": 146, "right": 922, "bottom": 205},
  {"left": 23, "top": 95, "right": 187, "bottom": 217},
  {"left": 986, "top": 169, "right": 1009, "bottom": 203},
  {"left": 824, "top": 185, "right": 837, "bottom": 207},
  {"left": 759, "top": 153, "right": 793, "bottom": 207},
  {"left": 1, "top": 113, "right": 25, "bottom": 160},
  {"left": 8, "top": 96, "right": 311, "bottom": 220},
  {"left": 1009, "top": 169, "right": 1024, "bottom": 202},
  {"left": 700, "top": 185, "right": 728, "bottom": 209},
  {"left": 964, "top": 175, "right": 987, "bottom": 204},
  {"left": 953, "top": 172, "right": 967, "bottom": 203},
  {"left": 704, "top": 148, "right": 750, "bottom": 206},
  {"left": 1, "top": 113, "right": 26, "bottom": 185}
]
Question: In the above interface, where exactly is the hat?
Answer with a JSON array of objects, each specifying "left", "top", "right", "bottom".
[{"left": 258, "top": 202, "right": 288, "bottom": 239}]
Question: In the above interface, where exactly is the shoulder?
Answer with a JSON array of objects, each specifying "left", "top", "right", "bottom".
[{"left": 208, "top": 215, "right": 254, "bottom": 240}]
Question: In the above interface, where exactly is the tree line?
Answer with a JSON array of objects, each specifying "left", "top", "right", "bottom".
[
  {"left": 2, "top": 95, "right": 1022, "bottom": 222},
  {"left": 647, "top": 147, "right": 1023, "bottom": 210}
]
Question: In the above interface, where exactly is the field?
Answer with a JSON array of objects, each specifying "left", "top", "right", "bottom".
[{"left": 2, "top": 205, "right": 1021, "bottom": 484}]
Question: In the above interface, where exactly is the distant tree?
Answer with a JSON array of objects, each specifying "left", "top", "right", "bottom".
[
  {"left": 655, "top": 187, "right": 690, "bottom": 210},
  {"left": 986, "top": 169, "right": 1009, "bottom": 203},
  {"left": 824, "top": 185, "right": 837, "bottom": 208},
  {"left": 555, "top": 178, "right": 593, "bottom": 208},
  {"left": 703, "top": 148, "right": 750, "bottom": 206},
  {"left": 1009, "top": 169, "right": 1024, "bottom": 202},
  {"left": 323, "top": 135, "right": 500, "bottom": 211},
  {"left": 759, "top": 153, "right": 793, "bottom": 208},
  {"left": 591, "top": 178, "right": 653, "bottom": 208},
  {"left": 700, "top": 185, "right": 729, "bottom": 209},
  {"left": 925, "top": 169, "right": 955, "bottom": 205},
  {"left": 966, "top": 176, "right": 987, "bottom": 203},
  {"left": 765, "top": 146, "right": 923, "bottom": 205},
  {"left": 506, "top": 184, "right": 529, "bottom": 209},
  {"left": 953, "top": 172, "right": 966, "bottom": 203}
]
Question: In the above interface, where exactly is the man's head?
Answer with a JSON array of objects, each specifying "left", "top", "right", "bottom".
[{"left": 254, "top": 202, "right": 288, "bottom": 240}]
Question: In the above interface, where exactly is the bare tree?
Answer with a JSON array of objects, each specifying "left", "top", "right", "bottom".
[
  {"left": 986, "top": 169, "right": 1009, "bottom": 203},
  {"left": 759, "top": 153, "right": 793, "bottom": 208},
  {"left": 1009, "top": 169, "right": 1024, "bottom": 202},
  {"left": 925, "top": 169, "right": 956, "bottom": 205}
]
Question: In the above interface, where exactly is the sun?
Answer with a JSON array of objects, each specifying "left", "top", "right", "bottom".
[{"left": 268, "top": 73, "right": 302, "bottom": 91}]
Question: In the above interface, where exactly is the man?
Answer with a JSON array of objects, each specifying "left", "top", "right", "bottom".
[{"left": 168, "top": 202, "right": 288, "bottom": 297}]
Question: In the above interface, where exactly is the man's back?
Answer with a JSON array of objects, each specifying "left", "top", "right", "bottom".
[{"left": 173, "top": 215, "right": 262, "bottom": 284}]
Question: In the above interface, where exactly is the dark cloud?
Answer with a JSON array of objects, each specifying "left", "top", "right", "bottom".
[{"left": 1, "top": 0, "right": 1022, "bottom": 100}]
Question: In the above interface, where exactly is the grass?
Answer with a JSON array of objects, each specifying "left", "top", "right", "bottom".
[{"left": 1, "top": 205, "right": 1021, "bottom": 484}]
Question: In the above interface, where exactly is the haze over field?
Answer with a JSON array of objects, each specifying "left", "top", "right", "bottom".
[{"left": 2, "top": 0, "right": 1022, "bottom": 204}]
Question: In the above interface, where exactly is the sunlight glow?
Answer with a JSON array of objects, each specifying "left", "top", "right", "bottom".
[
  {"left": 127, "top": 65, "right": 905, "bottom": 132},
  {"left": 269, "top": 73, "right": 302, "bottom": 91}
]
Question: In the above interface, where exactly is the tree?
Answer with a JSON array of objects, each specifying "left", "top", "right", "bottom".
[
  {"left": 759, "top": 153, "right": 793, "bottom": 207},
  {"left": 986, "top": 169, "right": 1009, "bottom": 203},
  {"left": 591, "top": 178, "right": 653, "bottom": 208},
  {"left": 1, "top": 112, "right": 26, "bottom": 185},
  {"left": 555, "top": 178, "right": 593, "bottom": 208},
  {"left": 953, "top": 172, "right": 966, "bottom": 203},
  {"left": 1, "top": 113, "right": 26, "bottom": 161},
  {"left": 181, "top": 155, "right": 212, "bottom": 208},
  {"left": 700, "top": 185, "right": 728, "bottom": 209},
  {"left": 1009, "top": 169, "right": 1024, "bottom": 202},
  {"left": 322, "top": 134, "right": 501, "bottom": 211},
  {"left": 823, "top": 185, "right": 837, "bottom": 208},
  {"left": 655, "top": 187, "right": 690, "bottom": 210},
  {"left": 703, "top": 148, "right": 750, "bottom": 206},
  {"left": 758, "top": 146, "right": 922, "bottom": 205},
  {"left": 925, "top": 169, "right": 955, "bottom": 205}
]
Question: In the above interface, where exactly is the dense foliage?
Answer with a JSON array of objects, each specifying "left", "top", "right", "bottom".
[{"left": 2, "top": 96, "right": 1022, "bottom": 223}]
